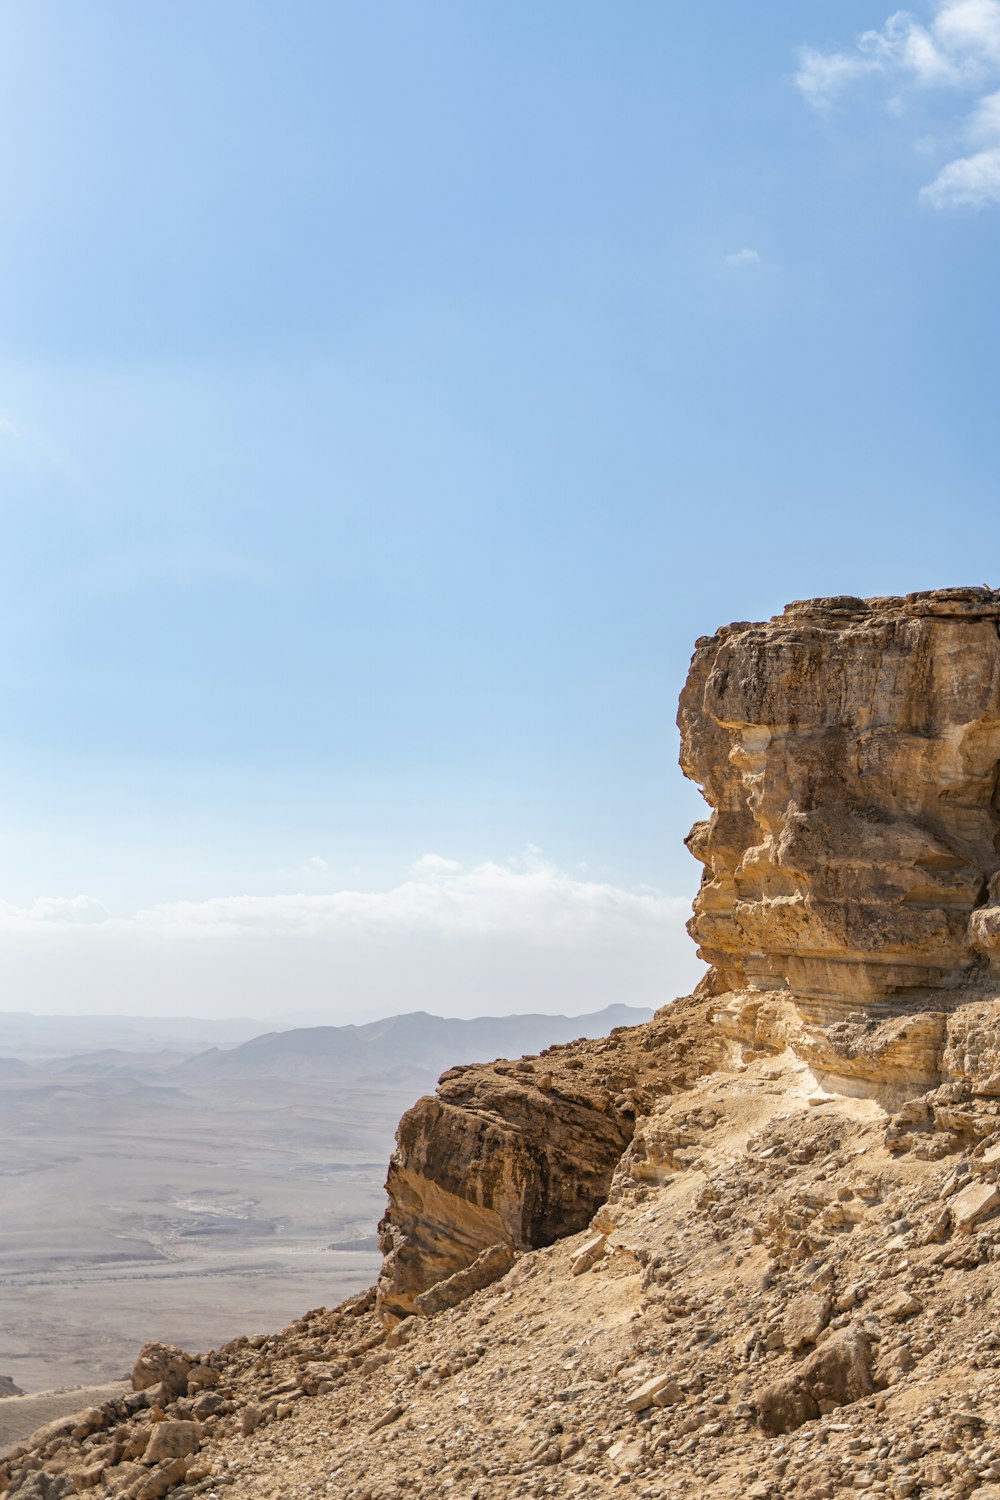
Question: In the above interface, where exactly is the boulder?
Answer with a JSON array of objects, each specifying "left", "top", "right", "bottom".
[
  {"left": 782, "top": 1293, "right": 832, "bottom": 1353},
  {"left": 142, "top": 1421, "right": 200, "bottom": 1466},
  {"left": 131, "top": 1345, "right": 193, "bottom": 1399},
  {"left": 755, "top": 1329, "right": 875, "bottom": 1435},
  {"left": 413, "top": 1242, "right": 515, "bottom": 1318}
]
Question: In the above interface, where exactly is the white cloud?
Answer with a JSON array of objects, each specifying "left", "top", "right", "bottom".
[
  {"left": 127, "top": 855, "right": 679, "bottom": 943},
  {"left": 798, "top": 1, "right": 1000, "bottom": 106},
  {"left": 967, "top": 87, "right": 1000, "bottom": 140},
  {"left": 0, "top": 894, "right": 110, "bottom": 929},
  {"left": 725, "top": 247, "right": 761, "bottom": 267},
  {"left": 410, "top": 852, "right": 463, "bottom": 878},
  {"left": 0, "top": 857, "right": 704, "bottom": 1020},
  {"left": 797, "top": 1, "right": 1000, "bottom": 207},
  {"left": 796, "top": 47, "right": 884, "bottom": 108},
  {"left": 0, "top": 414, "right": 20, "bottom": 438},
  {"left": 305, "top": 855, "right": 328, "bottom": 874},
  {"left": 921, "top": 143, "right": 1000, "bottom": 202}
]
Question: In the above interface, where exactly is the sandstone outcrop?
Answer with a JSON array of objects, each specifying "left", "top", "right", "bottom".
[
  {"left": 376, "top": 996, "right": 723, "bottom": 1321},
  {"left": 680, "top": 587, "right": 1000, "bottom": 1009},
  {"left": 378, "top": 588, "right": 1000, "bottom": 1327},
  {"left": 679, "top": 587, "right": 1000, "bottom": 1102}
]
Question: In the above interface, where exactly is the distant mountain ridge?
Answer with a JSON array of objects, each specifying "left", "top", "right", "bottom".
[{"left": 175, "top": 1004, "right": 655, "bottom": 1085}]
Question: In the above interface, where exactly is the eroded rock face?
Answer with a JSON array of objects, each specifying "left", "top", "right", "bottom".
[
  {"left": 679, "top": 588, "right": 1000, "bottom": 1013},
  {"left": 376, "top": 999, "right": 722, "bottom": 1322},
  {"left": 376, "top": 588, "right": 1000, "bottom": 1326}
]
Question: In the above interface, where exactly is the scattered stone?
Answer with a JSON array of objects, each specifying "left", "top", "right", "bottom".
[
  {"left": 413, "top": 1243, "right": 516, "bottom": 1318},
  {"left": 625, "top": 1373, "right": 684, "bottom": 1413},
  {"left": 783, "top": 1293, "right": 832, "bottom": 1352},
  {"left": 132, "top": 1344, "right": 194, "bottom": 1399},
  {"left": 570, "top": 1234, "right": 608, "bottom": 1277},
  {"left": 950, "top": 1180, "right": 1000, "bottom": 1234},
  {"left": 142, "top": 1421, "right": 201, "bottom": 1465}
]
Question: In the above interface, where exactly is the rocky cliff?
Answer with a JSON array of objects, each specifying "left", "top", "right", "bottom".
[
  {"left": 11, "top": 587, "right": 1000, "bottom": 1500},
  {"left": 682, "top": 587, "right": 1000, "bottom": 1106},
  {"left": 376, "top": 996, "right": 723, "bottom": 1320},
  {"left": 680, "top": 587, "right": 1000, "bottom": 1012},
  {"left": 377, "top": 586, "right": 1000, "bottom": 1320}
]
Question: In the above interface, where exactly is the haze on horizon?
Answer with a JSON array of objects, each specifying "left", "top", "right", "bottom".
[{"left": 2, "top": 1, "right": 999, "bottom": 1021}]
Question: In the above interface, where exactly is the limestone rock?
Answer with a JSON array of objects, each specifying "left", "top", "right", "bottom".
[
  {"left": 569, "top": 1233, "right": 607, "bottom": 1276},
  {"left": 680, "top": 589, "right": 1000, "bottom": 1005},
  {"left": 376, "top": 1001, "right": 722, "bottom": 1321},
  {"left": 678, "top": 588, "right": 1000, "bottom": 1098},
  {"left": 755, "top": 1329, "right": 875, "bottom": 1435},
  {"left": 950, "top": 1179, "right": 1000, "bottom": 1233},
  {"left": 141, "top": 1420, "right": 200, "bottom": 1465},
  {"left": 133, "top": 1456, "right": 189, "bottom": 1499},
  {"left": 131, "top": 1344, "right": 193, "bottom": 1399},
  {"left": 413, "top": 1242, "right": 515, "bottom": 1318},
  {"left": 624, "top": 1373, "right": 683, "bottom": 1412},
  {"left": 783, "top": 1292, "right": 832, "bottom": 1353}
]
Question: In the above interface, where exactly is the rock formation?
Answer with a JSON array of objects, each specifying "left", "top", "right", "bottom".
[
  {"left": 680, "top": 587, "right": 1000, "bottom": 1011},
  {"left": 680, "top": 588, "right": 1000, "bottom": 1104},
  {"left": 13, "top": 587, "right": 1000, "bottom": 1499},
  {"left": 376, "top": 1001, "right": 722, "bottom": 1320},
  {"left": 378, "top": 586, "right": 1000, "bottom": 1320}
]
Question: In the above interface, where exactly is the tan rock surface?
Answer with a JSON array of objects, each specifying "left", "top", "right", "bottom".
[
  {"left": 376, "top": 998, "right": 723, "bottom": 1320},
  {"left": 679, "top": 588, "right": 1000, "bottom": 1012}
]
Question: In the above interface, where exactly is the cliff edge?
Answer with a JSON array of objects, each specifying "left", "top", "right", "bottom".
[{"left": 9, "top": 587, "right": 1000, "bottom": 1500}]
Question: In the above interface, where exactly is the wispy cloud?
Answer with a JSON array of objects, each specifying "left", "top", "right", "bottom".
[
  {"left": 0, "top": 414, "right": 20, "bottom": 439},
  {"left": 0, "top": 894, "right": 110, "bottom": 926},
  {"left": 921, "top": 143, "right": 1000, "bottom": 204},
  {"left": 125, "top": 853, "right": 679, "bottom": 943},
  {"left": 0, "top": 855, "right": 703, "bottom": 1020},
  {"left": 725, "top": 247, "right": 761, "bottom": 267},
  {"left": 797, "top": 1, "right": 1000, "bottom": 207}
]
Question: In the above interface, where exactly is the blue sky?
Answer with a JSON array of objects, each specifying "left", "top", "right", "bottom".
[{"left": 1, "top": 1, "right": 999, "bottom": 1018}]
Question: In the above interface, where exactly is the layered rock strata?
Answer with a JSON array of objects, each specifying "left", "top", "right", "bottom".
[
  {"left": 379, "top": 587, "right": 1000, "bottom": 1322},
  {"left": 376, "top": 996, "right": 722, "bottom": 1321},
  {"left": 680, "top": 587, "right": 1000, "bottom": 1011},
  {"left": 679, "top": 588, "right": 1000, "bottom": 1100}
]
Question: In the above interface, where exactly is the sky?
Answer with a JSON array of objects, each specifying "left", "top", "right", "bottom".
[{"left": 1, "top": 0, "right": 999, "bottom": 1021}]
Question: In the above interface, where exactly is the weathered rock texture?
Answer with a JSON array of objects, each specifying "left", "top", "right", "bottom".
[
  {"left": 680, "top": 588, "right": 1000, "bottom": 1011},
  {"left": 377, "top": 588, "right": 1000, "bottom": 1328},
  {"left": 376, "top": 998, "right": 722, "bottom": 1321},
  {"left": 678, "top": 588, "right": 1000, "bottom": 1104}
]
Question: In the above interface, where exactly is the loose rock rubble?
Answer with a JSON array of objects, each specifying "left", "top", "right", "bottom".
[{"left": 10, "top": 1042, "right": 1000, "bottom": 1497}]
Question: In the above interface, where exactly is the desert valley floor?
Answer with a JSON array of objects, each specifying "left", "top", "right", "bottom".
[{"left": 0, "top": 1063, "right": 401, "bottom": 1391}]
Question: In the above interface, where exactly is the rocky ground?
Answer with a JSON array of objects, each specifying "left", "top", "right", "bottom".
[{"left": 9, "top": 1003, "right": 1000, "bottom": 1499}]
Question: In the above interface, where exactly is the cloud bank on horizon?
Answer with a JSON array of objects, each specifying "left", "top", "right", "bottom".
[
  {"left": 798, "top": 0, "right": 1000, "bottom": 208},
  {"left": 0, "top": 854, "right": 703, "bottom": 1022}
]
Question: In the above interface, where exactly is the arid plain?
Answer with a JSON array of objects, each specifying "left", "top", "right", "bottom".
[{"left": 0, "top": 1006, "right": 648, "bottom": 1393}]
